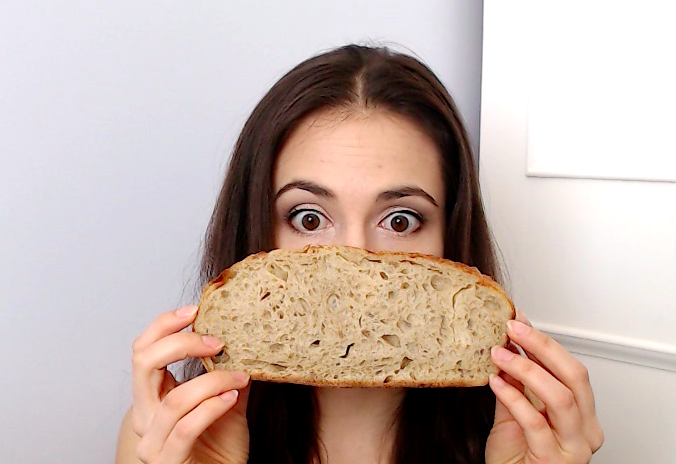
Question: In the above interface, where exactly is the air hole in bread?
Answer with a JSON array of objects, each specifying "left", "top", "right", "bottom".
[
  {"left": 401, "top": 282, "right": 409, "bottom": 289},
  {"left": 327, "top": 294, "right": 339, "bottom": 309},
  {"left": 266, "top": 263, "right": 288, "bottom": 281},
  {"left": 431, "top": 275, "right": 451, "bottom": 291},
  {"left": 261, "top": 291, "right": 271, "bottom": 301},
  {"left": 384, "top": 375, "right": 394, "bottom": 384},
  {"left": 310, "top": 340, "right": 321, "bottom": 347},
  {"left": 397, "top": 319, "right": 411, "bottom": 331},
  {"left": 339, "top": 343, "right": 354, "bottom": 358},
  {"left": 263, "top": 324, "right": 272, "bottom": 331},
  {"left": 298, "top": 298, "right": 309, "bottom": 314},
  {"left": 269, "top": 343, "right": 283, "bottom": 352},
  {"left": 380, "top": 271, "right": 389, "bottom": 280},
  {"left": 361, "top": 329, "right": 371, "bottom": 338},
  {"left": 278, "top": 312, "right": 284, "bottom": 319},
  {"left": 387, "top": 291, "right": 396, "bottom": 300},
  {"left": 269, "top": 363, "right": 287, "bottom": 372},
  {"left": 336, "top": 252, "right": 353, "bottom": 262},
  {"left": 214, "top": 350, "right": 230, "bottom": 363},
  {"left": 381, "top": 334, "right": 400, "bottom": 348},
  {"left": 400, "top": 357, "right": 413, "bottom": 369}
]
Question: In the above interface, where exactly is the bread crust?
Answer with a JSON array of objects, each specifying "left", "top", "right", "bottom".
[{"left": 193, "top": 245, "right": 515, "bottom": 388}]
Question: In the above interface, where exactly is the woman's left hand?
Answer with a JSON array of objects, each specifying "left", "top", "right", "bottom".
[{"left": 485, "top": 311, "right": 604, "bottom": 464}]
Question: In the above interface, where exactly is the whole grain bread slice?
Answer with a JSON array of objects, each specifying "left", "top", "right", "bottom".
[{"left": 192, "top": 245, "right": 514, "bottom": 387}]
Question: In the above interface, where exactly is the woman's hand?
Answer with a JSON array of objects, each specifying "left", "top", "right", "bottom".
[
  {"left": 130, "top": 306, "right": 251, "bottom": 464},
  {"left": 485, "top": 311, "right": 604, "bottom": 464}
]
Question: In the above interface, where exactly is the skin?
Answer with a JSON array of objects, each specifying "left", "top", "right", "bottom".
[{"left": 115, "top": 109, "right": 603, "bottom": 464}]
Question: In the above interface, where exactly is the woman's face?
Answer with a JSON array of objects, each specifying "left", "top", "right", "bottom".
[{"left": 273, "top": 109, "right": 445, "bottom": 257}]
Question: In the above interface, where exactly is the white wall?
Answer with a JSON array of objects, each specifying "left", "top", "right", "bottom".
[
  {"left": 480, "top": 1, "right": 676, "bottom": 462},
  {"left": 0, "top": 2, "right": 483, "bottom": 462}
]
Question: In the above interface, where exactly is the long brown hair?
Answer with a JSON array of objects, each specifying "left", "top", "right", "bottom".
[{"left": 194, "top": 44, "right": 500, "bottom": 464}]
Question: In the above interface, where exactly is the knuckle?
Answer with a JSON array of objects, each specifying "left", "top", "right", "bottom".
[
  {"left": 136, "top": 439, "right": 152, "bottom": 464},
  {"left": 131, "top": 352, "right": 150, "bottom": 371},
  {"left": 590, "top": 424, "right": 605, "bottom": 452},
  {"left": 527, "top": 413, "right": 550, "bottom": 433},
  {"left": 555, "top": 389, "right": 577, "bottom": 412},
  {"left": 576, "top": 447, "right": 593, "bottom": 464},
  {"left": 573, "top": 363, "right": 591, "bottom": 384},
  {"left": 528, "top": 456, "right": 551, "bottom": 464},
  {"left": 130, "top": 411, "right": 146, "bottom": 437},
  {"left": 161, "top": 389, "right": 183, "bottom": 411},
  {"left": 539, "top": 332, "right": 556, "bottom": 351},
  {"left": 172, "top": 419, "right": 196, "bottom": 441},
  {"left": 132, "top": 336, "right": 144, "bottom": 353},
  {"left": 519, "top": 357, "right": 538, "bottom": 376}
]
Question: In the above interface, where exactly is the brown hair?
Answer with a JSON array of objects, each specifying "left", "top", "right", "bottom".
[{"left": 195, "top": 44, "right": 500, "bottom": 464}]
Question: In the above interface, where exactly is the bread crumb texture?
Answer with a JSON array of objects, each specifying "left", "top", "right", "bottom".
[{"left": 193, "top": 246, "right": 514, "bottom": 387}]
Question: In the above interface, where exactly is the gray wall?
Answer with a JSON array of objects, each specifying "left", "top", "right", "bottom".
[{"left": 0, "top": 1, "right": 483, "bottom": 462}]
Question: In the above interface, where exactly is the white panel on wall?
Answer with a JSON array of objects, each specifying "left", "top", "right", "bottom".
[{"left": 526, "top": 1, "right": 676, "bottom": 182}]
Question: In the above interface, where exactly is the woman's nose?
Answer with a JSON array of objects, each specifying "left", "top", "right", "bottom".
[{"left": 336, "top": 225, "right": 371, "bottom": 251}]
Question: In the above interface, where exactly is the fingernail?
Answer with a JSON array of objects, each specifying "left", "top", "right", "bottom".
[
  {"left": 220, "top": 390, "right": 239, "bottom": 403},
  {"left": 202, "top": 335, "right": 225, "bottom": 349},
  {"left": 232, "top": 371, "right": 250, "bottom": 383},
  {"left": 176, "top": 306, "right": 198, "bottom": 318},
  {"left": 489, "top": 373, "right": 506, "bottom": 388},
  {"left": 491, "top": 346, "right": 514, "bottom": 362},
  {"left": 508, "top": 320, "right": 529, "bottom": 336}
]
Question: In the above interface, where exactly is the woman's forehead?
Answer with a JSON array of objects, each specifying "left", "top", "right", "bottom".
[{"left": 274, "top": 109, "right": 443, "bottom": 195}]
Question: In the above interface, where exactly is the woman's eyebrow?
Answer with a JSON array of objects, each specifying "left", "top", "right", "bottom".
[
  {"left": 274, "top": 180, "right": 335, "bottom": 200},
  {"left": 377, "top": 186, "right": 439, "bottom": 207}
]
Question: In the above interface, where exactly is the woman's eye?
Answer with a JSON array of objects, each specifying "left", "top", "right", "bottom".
[
  {"left": 288, "top": 209, "right": 328, "bottom": 232},
  {"left": 381, "top": 211, "right": 423, "bottom": 234}
]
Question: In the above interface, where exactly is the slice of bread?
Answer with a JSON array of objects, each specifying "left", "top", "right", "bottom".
[{"left": 193, "top": 245, "right": 514, "bottom": 387}]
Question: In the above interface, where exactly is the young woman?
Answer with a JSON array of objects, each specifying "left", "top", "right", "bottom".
[{"left": 116, "top": 44, "right": 603, "bottom": 464}]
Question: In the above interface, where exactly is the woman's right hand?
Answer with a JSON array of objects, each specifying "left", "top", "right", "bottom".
[{"left": 130, "top": 305, "right": 251, "bottom": 464}]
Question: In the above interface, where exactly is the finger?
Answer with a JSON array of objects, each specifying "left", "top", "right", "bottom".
[
  {"left": 132, "top": 306, "right": 198, "bottom": 354},
  {"left": 155, "top": 391, "right": 241, "bottom": 464},
  {"left": 492, "top": 346, "right": 585, "bottom": 451},
  {"left": 489, "top": 373, "right": 559, "bottom": 459},
  {"left": 507, "top": 322, "right": 598, "bottom": 426},
  {"left": 140, "top": 370, "right": 250, "bottom": 459},
  {"left": 132, "top": 332, "right": 224, "bottom": 428}
]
